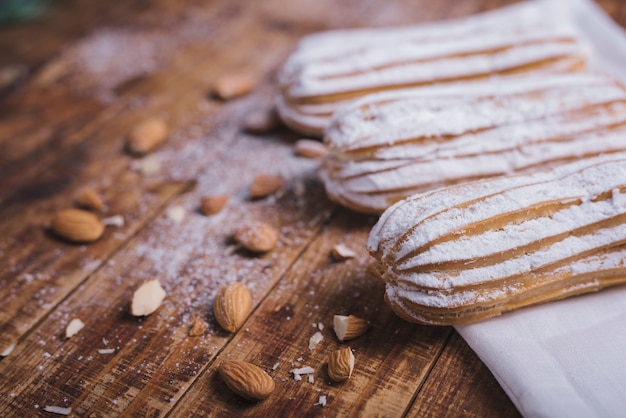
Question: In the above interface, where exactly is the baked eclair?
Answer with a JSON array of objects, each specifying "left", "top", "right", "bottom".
[
  {"left": 319, "top": 72, "right": 626, "bottom": 214},
  {"left": 367, "top": 153, "right": 626, "bottom": 325},
  {"left": 277, "top": 0, "right": 588, "bottom": 136}
]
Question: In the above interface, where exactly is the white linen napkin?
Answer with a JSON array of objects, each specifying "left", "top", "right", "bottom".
[{"left": 456, "top": 1, "right": 626, "bottom": 417}]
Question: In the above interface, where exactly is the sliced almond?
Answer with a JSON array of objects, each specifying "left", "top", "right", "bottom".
[
  {"left": 233, "top": 222, "right": 279, "bottom": 253},
  {"left": 244, "top": 108, "right": 280, "bottom": 134},
  {"left": 65, "top": 318, "right": 85, "bottom": 339},
  {"left": 127, "top": 117, "right": 168, "bottom": 155},
  {"left": 213, "top": 282, "right": 252, "bottom": 332},
  {"left": 333, "top": 315, "right": 370, "bottom": 342},
  {"left": 250, "top": 174, "right": 283, "bottom": 199},
  {"left": 330, "top": 243, "right": 357, "bottom": 261},
  {"left": 130, "top": 279, "right": 166, "bottom": 316},
  {"left": 189, "top": 316, "right": 208, "bottom": 337},
  {"left": 75, "top": 188, "right": 104, "bottom": 211},
  {"left": 200, "top": 195, "right": 229, "bottom": 216},
  {"left": 51, "top": 209, "right": 105, "bottom": 243},
  {"left": 213, "top": 73, "right": 255, "bottom": 100},
  {"left": 218, "top": 360, "right": 275, "bottom": 401},
  {"left": 328, "top": 347, "right": 355, "bottom": 382},
  {"left": 294, "top": 139, "right": 327, "bottom": 158}
]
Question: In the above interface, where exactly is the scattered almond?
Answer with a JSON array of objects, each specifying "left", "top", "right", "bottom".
[
  {"left": 244, "top": 108, "right": 280, "bottom": 134},
  {"left": 309, "top": 331, "right": 324, "bottom": 350},
  {"left": 102, "top": 215, "right": 124, "bottom": 227},
  {"left": 233, "top": 222, "right": 279, "bottom": 253},
  {"left": 200, "top": 195, "right": 229, "bottom": 216},
  {"left": 127, "top": 117, "right": 168, "bottom": 155},
  {"left": 50, "top": 209, "right": 105, "bottom": 243},
  {"left": 189, "top": 316, "right": 208, "bottom": 337},
  {"left": 330, "top": 243, "right": 357, "bottom": 261},
  {"left": 75, "top": 188, "right": 104, "bottom": 211},
  {"left": 130, "top": 155, "right": 162, "bottom": 175},
  {"left": 213, "top": 73, "right": 255, "bottom": 100},
  {"left": 130, "top": 279, "right": 166, "bottom": 316},
  {"left": 65, "top": 318, "right": 85, "bottom": 339},
  {"left": 213, "top": 282, "right": 252, "bottom": 332},
  {"left": 166, "top": 205, "right": 186, "bottom": 223},
  {"left": 250, "top": 173, "right": 283, "bottom": 198},
  {"left": 218, "top": 360, "right": 275, "bottom": 401},
  {"left": 333, "top": 315, "right": 370, "bottom": 342},
  {"left": 1, "top": 342, "right": 15, "bottom": 357},
  {"left": 328, "top": 347, "right": 355, "bottom": 382},
  {"left": 294, "top": 139, "right": 328, "bottom": 158}
]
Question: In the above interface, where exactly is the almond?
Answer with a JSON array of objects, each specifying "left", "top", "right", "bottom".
[
  {"left": 213, "top": 282, "right": 252, "bottom": 332},
  {"left": 65, "top": 318, "right": 85, "bottom": 339},
  {"left": 127, "top": 117, "right": 168, "bottom": 155},
  {"left": 213, "top": 73, "right": 255, "bottom": 100},
  {"left": 250, "top": 174, "right": 283, "bottom": 198},
  {"left": 244, "top": 108, "right": 280, "bottom": 134},
  {"left": 75, "top": 188, "right": 104, "bottom": 211},
  {"left": 333, "top": 315, "right": 370, "bottom": 342},
  {"left": 131, "top": 279, "right": 166, "bottom": 316},
  {"left": 294, "top": 139, "right": 328, "bottom": 158},
  {"left": 233, "top": 222, "right": 278, "bottom": 253},
  {"left": 51, "top": 209, "right": 105, "bottom": 243},
  {"left": 189, "top": 316, "right": 208, "bottom": 337},
  {"left": 330, "top": 243, "right": 357, "bottom": 261},
  {"left": 218, "top": 360, "right": 275, "bottom": 401},
  {"left": 328, "top": 347, "right": 355, "bottom": 382},
  {"left": 200, "top": 195, "right": 229, "bottom": 216}
]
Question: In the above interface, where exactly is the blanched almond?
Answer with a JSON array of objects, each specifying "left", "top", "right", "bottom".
[
  {"left": 333, "top": 315, "right": 370, "bottom": 342},
  {"left": 200, "top": 195, "right": 229, "bottom": 216},
  {"left": 250, "top": 174, "right": 283, "bottom": 198},
  {"left": 328, "top": 347, "right": 355, "bottom": 382},
  {"left": 213, "top": 282, "right": 252, "bottom": 332},
  {"left": 131, "top": 279, "right": 166, "bottom": 316},
  {"left": 233, "top": 222, "right": 279, "bottom": 253},
  {"left": 127, "top": 117, "right": 168, "bottom": 155},
  {"left": 51, "top": 209, "right": 105, "bottom": 243},
  {"left": 218, "top": 360, "right": 275, "bottom": 401}
]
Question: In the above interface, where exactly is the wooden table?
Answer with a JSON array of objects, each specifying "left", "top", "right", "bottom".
[{"left": 2, "top": 0, "right": 625, "bottom": 416}]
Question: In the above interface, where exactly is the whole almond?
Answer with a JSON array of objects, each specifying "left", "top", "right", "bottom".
[
  {"left": 75, "top": 188, "right": 104, "bottom": 211},
  {"left": 213, "top": 73, "right": 255, "bottom": 100},
  {"left": 200, "top": 195, "right": 229, "bottom": 216},
  {"left": 333, "top": 315, "right": 370, "bottom": 342},
  {"left": 218, "top": 360, "right": 275, "bottom": 401},
  {"left": 294, "top": 139, "right": 328, "bottom": 158},
  {"left": 214, "top": 282, "right": 252, "bottom": 332},
  {"left": 51, "top": 209, "right": 105, "bottom": 243},
  {"left": 244, "top": 108, "right": 280, "bottom": 134},
  {"left": 127, "top": 117, "right": 168, "bottom": 155},
  {"left": 250, "top": 174, "right": 283, "bottom": 198},
  {"left": 328, "top": 347, "right": 355, "bottom": 382},
  {"left": 233, "top": 222, "right": 279, "bottom": 253}
]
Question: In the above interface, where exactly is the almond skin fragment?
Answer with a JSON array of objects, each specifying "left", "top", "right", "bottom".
[
  {"left": 213, "top": 74, "right": 255, "bottom": 100},
  {"left": 250, "top": 174, "right": 283, "bottom": 199},
  {"left": 333, "top": 315, "right": 370, "bottom": 342},
  {"left": 131, "top": 279, "right": 166, "bottom": 316},
  {"left": 233, "top": 222, "right": 279, "bottom": 253},
  {"left": 127, "top": 117, "right": 168, "bottom": 155},
  {"left": 294, "top": 139, "right": 328, "bottom": 158},
  {"left": 51, "top": 209, "right": 105, "bottom": 243},
  {"left": 214, "top": 282, "right": 252, "bottom": 332},
  {"left": 218, "top": 360, "right": 275, "bottom": 401},
  {"left": 328, "top": 347, "right": 355, "bottom": 382},
  {"left": 75, "top": 188, "right": 104, "bottom": 211},
  {"left": 189, "top": 316, "right": 208, "bottom": 337},
  {"left": 200, "top": 195, "right": 229, "bottom": 216}
]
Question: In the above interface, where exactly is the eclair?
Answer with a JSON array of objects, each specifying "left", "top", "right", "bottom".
[
  {"left": 277, "top": 1, "right": 588, "bottom": 136},
  {"left": 367, "top": 153, "right": 626, "bottom": 325},
  {"left": 319, "top": 72, "right": 626, "bottom": 214}
]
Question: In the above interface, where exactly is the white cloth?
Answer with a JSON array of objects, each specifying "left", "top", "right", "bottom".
[{"left": 456, "top": 1, "right": 626, "bottom": 417}]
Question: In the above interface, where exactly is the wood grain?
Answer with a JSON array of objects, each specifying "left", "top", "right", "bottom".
[{"left": 1, "top": 0, "right": 624, "bottom": 416}]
